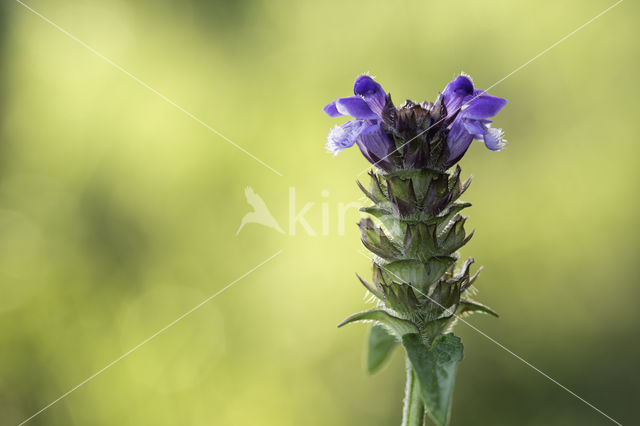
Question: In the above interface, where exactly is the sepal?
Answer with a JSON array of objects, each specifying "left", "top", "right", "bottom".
[
  {"left": 423, "top": 172, "right": 452, "bottom": 216},
  {"left": 448, "top": 165, "right": 472, "bottom": 200},
  {"left": 381, "top": 93, "right": 397, "bottom": 127},
  {"left": 358, "top": 218, "right": 402, "bottom": 261},
  {"left": 380, "top": 282, "right": 421, "bottom": 314},
  {"left": 403, "top": 218, "right": 472, "bottom": 261},
  {"left": 357, "top": 269, "right": 421, "bottom": 315},
  {"left": 438, "top": 214, "right": 474, "bottom": 254},
  {"left": 359, "top": 207, "right": 405, "bottom": 241},
  {"left": 445, "top": 258, "right": 476, "bottom": 292},
  {"left": 426, "top": 279, "right": 461, "bottom": 318},
  {"left": 387, "top": 176, "right": 418, "bottom": 216},
  {"left": 424, "top": 259, "right": 477, "bottom": 316},
  {"left": 403, "top": 222, "right": 439, "bottom": 261},
  {"left": 356, "top": 179, "right": 381, "bottom": 204},
  {"left": 382, "top": 258, "right": 455, "bottom": 296},
  {"left": 356, "top": 273, "right": 384, "bottom": 299}
]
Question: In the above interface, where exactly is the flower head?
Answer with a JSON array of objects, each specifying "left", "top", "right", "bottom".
[{"left": 322, "top": 73, "right": 507, "bottom": 171}]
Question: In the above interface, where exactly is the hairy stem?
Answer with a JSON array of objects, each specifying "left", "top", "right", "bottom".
[{"left": 402, "top": 355, "right": 425, "bottom": 426}]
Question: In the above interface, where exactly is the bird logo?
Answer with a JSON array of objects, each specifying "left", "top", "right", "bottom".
[{"left": 236, "top": 187, "right": 284, "bottom": 235}]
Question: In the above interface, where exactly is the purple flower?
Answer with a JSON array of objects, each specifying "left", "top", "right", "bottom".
[
  {"left": 323, "top": 75, "right": 394, "bottom": 170},
  {"left": 355, "top": 124, "right": 394, "bottom": 167},
  {"left": 442, "top": 74, "right": 507, "bottom": 166}
]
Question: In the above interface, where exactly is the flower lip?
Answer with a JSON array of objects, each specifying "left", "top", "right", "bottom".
[
  {"left": 323, "top": 96, "right": 378, "bottom": 120},
  {"left": 442, "top": 74, "right": 475, "bottom": 117},
  {"left": 483, "top": 127, "right": 506, "bottom": 151},
  {"left": 322, "top": 101, "right": 341, "bottom": 118},
  {"left": 326, "top": 120, "right": 368, "bottom": 155},
  {"left": 353, "top": 75, "right": 383, "bottom": 98},
  {"left": 443, "top": 75, "right": 474, "bottom": 98},
  {"left": 462, "top": 95, "right": 507, "bottom": 120},
  {"left": 335, "top": 96, "right": 378, "bottom": 120},
  {"left": 353, "top": 75, "right": 386, "bottom": 117}
]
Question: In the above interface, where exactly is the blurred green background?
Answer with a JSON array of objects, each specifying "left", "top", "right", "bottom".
[{"left": 1, "top": 0, "right": 638, "bottom": 425}]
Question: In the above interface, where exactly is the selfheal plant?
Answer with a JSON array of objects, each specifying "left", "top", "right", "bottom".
[{"left": 323, "top": 74, "right": 506, "bottom": 426}]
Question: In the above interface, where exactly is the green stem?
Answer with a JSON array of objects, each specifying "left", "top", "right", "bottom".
[{"left": 402, "top": 355, "right": 425, "bottom": 426}]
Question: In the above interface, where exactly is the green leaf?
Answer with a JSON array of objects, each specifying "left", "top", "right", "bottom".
[
  {"left": 456, "top": 299, "right": 499, "bottom": 318},
  {"left": 367, "top": 324, "right": 398, "bottom": 373},
  {"left": 402, "top": 333, "right": 464, "bottom": 426},
  {"left": 338, "top": 309, "right": 420, "bottom": 338}
]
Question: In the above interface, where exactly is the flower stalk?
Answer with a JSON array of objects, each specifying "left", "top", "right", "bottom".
[
  {"left": 325, "top": 74, "right": 507, "bottom": 425},
  {"left": 403, "top": 358, "right": 425, "bottom": 426}
]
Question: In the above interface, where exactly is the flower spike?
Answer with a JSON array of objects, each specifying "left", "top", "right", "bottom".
[{"left": 322, "top": 73, "right": 507, "bottom": 426}]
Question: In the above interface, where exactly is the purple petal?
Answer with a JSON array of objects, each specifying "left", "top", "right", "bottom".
[
  {"left": 443, "top": 75, "right": 475, "bottom": 97},
  {"left": 462, "top": 95, "right": 507, "bottom": 120},
  {"left": 483, "top": 127, "right": 506, "bottom": 151},
  {"left": 335, "top": 96, "right": 378, "bottom": 120},
  {"left": 462, "top": 118, "right": 490, "bottom": 136},
  {"left": 323, "top": 101, "right": 342, "bottom": 118},
  {"left": 442, "top": 74, "right": 475, "bottom": 117},
  {"left": 326, "top": 120, "right": 366, "bottom": 155},
  {"left": 446, "top": 117, "right": 474, "bottom": 166},
  {"left": 353, "top": 75, "right": 386, "bottom": 117},
  {"left": 355, "top": 123, "right": 394, "bottom": 170}
]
